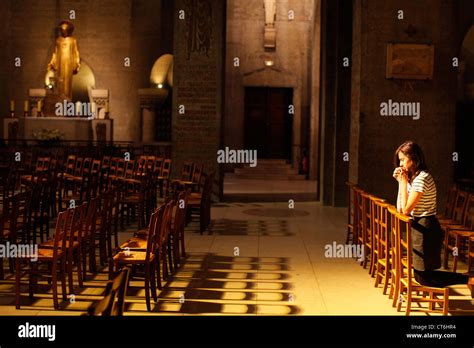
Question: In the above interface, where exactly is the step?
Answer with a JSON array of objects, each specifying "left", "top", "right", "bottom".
[
  {"left": 256, "top": 159, "right": 290, "bottom": 165},
  {"left": 234, "top": 167, "right": 299, "bottom": 175},
  {"left": 227, "top": 173, "right": 307, "bottom": 180}
]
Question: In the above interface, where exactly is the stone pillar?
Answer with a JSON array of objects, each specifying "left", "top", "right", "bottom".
[
  {"left": 142, "top": 108, "right": 156, "bottom": 143},
  {"left": 172, "top": 0, "right": 226, "bottom": 199}
]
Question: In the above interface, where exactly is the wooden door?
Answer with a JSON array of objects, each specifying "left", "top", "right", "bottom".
[{"left": 244, "top": 87, "right": 293, "bottom": 159}]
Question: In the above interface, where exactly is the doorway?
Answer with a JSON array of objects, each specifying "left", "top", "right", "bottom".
[{"left": 244, "top": 87, "right": 293, "bottom": 160}]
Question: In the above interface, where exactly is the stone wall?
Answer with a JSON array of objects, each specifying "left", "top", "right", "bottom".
[
  {"left": 225, "top": 0, "right": 315, "bottom": 170},
  {"left": 350, "top": 0, "right": 464, "bottom": 208},
  {"left": 1, "top": 0, "right": 167, "bottom": 142}
]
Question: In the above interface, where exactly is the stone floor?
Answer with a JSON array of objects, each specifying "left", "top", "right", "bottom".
[{"left": 0, "top": 201, "right": 473, "bottom": 316}]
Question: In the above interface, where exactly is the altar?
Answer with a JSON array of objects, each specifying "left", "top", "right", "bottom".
[{"left": 4, "top": 117, "right": 113, "bottom": 144}]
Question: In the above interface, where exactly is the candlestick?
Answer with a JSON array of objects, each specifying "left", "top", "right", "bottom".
[{"left": 24, "top": 100, "right": 29, "bottom": 117}]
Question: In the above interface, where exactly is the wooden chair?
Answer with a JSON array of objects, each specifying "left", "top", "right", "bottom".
[
  {"left": 443, "top": 193, "right": 474, "bottom": 272},
  {"left": 468, "top": 235, "right": 474, "bottom": 273},
  {"left": 0, "top": 194, "right": 20, "bottom": 280},
  {"left": 358, "top": 192, "right": 372, "bottom": 269},
  {"left": 373, "top": 201, "right": 391, "bottom": 293},
  {"left": 157, "top": 159, "right": 171, "bottom": 198},
  {"left": 110, "top": 208, "right": 162, "bottom": 311},
  {"left": 42, "top": 203, "right": 88, "bottom": 294},
  {"left": 345, "top": 182, "right": 357, "bottom": 244},
  {"left": 438, "top": 190, "right": 469, "bottom": 227},
  {"left": 387, "top": 205, "right": 401, "bottom": 307},
  {"left": 15, "top": 209, "right": 72, "bottom": 310},
  {"left": 187, "top": 172, "right": 215, "bottom": 234},
  {"left": 436, "top": 185, "right": 458, "bottom": 221},
  {"left": 88, "top": 267, "right": 130, "bottom": 316},
  {"left": 368, "top": 195, "right": 386, "bottom": 276},
  {"left": 171, "top": 191, "right": 189, "bottom": 268},
  {"left": 395, "top": 210, "right": 449, "bottom": 316}
]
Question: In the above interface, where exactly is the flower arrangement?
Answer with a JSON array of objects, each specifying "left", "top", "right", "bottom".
[{"left": 32, "top": 128, "right": 64, "bottom": 141}]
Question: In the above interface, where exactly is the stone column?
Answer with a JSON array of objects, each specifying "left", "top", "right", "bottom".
[{"left": 172, "top": 0, "right": 226, "bottom": 200}]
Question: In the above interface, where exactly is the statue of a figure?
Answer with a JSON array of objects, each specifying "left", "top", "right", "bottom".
[
  {"left": 47, "top": 21, "right": 80, "bottom": 100},
  {"left": 264, "top": 0, "right": 276, "bottom": 27}
]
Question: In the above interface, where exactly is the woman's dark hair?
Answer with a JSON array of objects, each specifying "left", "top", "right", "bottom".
[{"left": 393, "top": 140, "right": 428, "bottom": 181}]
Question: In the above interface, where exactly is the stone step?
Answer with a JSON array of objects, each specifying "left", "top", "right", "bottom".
[
  {"left": 256, "top": 159, "right": 290, "bottom": 165},
  {"left": 226, "top": 173, "right": 307, "bottom": 180},
  {"left": 234, "top": 167, "right": 299, "bottom": 175}
]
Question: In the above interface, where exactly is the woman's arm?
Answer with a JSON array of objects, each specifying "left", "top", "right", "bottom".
[
  {"left": 399, "top": 174, "right": 423, "bottom": 215},
  {"left": 401, "top": 190, "right": 423, "bottom": 215}
]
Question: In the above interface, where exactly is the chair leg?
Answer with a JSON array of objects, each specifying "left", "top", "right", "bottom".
[
  {"left": 0, "top": 256, "right": 4, "bottom": 281},
  {"left": 51, "top": 261, "right": 59, "bottom": 310},
  {"left": 155, "top": 256, "right": 162, "bottom": 290},
  {"left": 150, "top": 262, "right": 157, "bottom": 302},
  {"left": 76, "top": 248, "right": 83, "bottom": 288},
  {"left": 443, "top": 232, "right": 450, "bottom": 269},
  {"left": 61, "top": 257, "right": 67, "bottom": 302},
  {"left": 453, "top": 236, "right": 460, "bottom": 272},
  {"left": 67, "top": 248, "right": 74, "bottom": 294},
  {"left": 145, "top": 264, "right": 151, "bottom": 312},
  {"left": 15, "top": 258, "right": 21, "bottom": 309}
]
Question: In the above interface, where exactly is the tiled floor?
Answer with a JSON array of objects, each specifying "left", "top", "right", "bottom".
[{"left": 1, "top": 201, "right": 473, "bottom": 316}]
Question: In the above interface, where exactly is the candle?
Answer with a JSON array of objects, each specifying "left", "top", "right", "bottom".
[
  {"left": 37, "top": 100, "right": 42, "bottom": 113},
  {"left": 105, "top": 100, "right": 109, "bottom": 113},
  {"left": 10, "top": 100, "right": 14, "bottom": 112},
  {"left": 91, "top": 102, "right": 96, "bottom": 118},
  {"left": 24, "top": 100, "right": 29, "bottom": 112}
]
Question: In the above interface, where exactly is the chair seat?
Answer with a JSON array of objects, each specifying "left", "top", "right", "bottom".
[
  {"left": 113, "top": 251, "right": 153, "bottom": 263},
  {"left": 41, "top": 239, "right": 80, "bottom": 249},
  {"left": 120, "top": 238, "right": 147, "bottom": 250},
  {"left": 448, "top": 229, "right": 474, "bottom": 237},
  {"left": 37, "top": 248, "right": 65, "bottom": 260}
]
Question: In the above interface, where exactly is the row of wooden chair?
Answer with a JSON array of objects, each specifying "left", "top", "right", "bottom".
[
  {"left": 436, "top": 187, "right": 474, "bottom": 272},
  {"left": 346, "top": 182, "right": 450, "bottom": 315},
  {"left": 15, "top": 198, "right": 96, "bottom": 309},
  {"left": 109, "top": 190, "right": 189, "bottom": 311}
]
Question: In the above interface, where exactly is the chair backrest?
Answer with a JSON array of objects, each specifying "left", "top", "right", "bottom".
[
  {"left": 452, "top": 190, "right": 469, "bottom": 223},
  {"left": 88, "top": 267, "right": 130, "bottom": 316},
  {"left": 124, "top": 160, "right": 135, "bottom": 179},
  {"left": 53, "top": 209, "right": 73, "bottom": 259},
  {"left": 191, "top": 164, "right": 204, "bottom": 184},
  {"left": 396, "top": 210, "right": 415, "bottom": 291},
  {"left": 91, "top": 159, "right": 101, "bottom": 174},
  {"left": 161, "top": 159, "right": 171, "bottom": 178},
  {"left": 443, "top": 185, "right": 458, "bottom": 219},
  {"left": 157, "top": 202, "right": 173, "bottom": 248},
  {"left": 65, "top": 155, "right": 76, "bottom": 175},
  {"left": 0, "top": 194, "right": 20, "bottom": 240},
  {"left": 71, "top": 202, "right": 88, "bottom": 244},
  {"left": 83, "top": 197, "right": 98, "bottom": 243},
  {"left": 172, "top": 191, "right": 187, "bottom": 238},
  {"left": 82, "top": 158, "right": 93, "bottom": 176},
  {"left": 154, "top": 157, "right": 164, "bottom": 176},
  {"left": 387, "top": 204, "right": 400, "bottom": 285},
  {"left": 461, "top": 194, "right": 474, "bottom": 229},
  {"left": 373, "top": 199, "right": 390, "bottom": 256},
  {"left": 181, "top": 162, "right": 193, "bottom": 181},
  {"left": 74, "top": 157, "right": 84, "bottom": 176},
  {"left": 110, "top": 266, "right": 130, "bottom": 316}
]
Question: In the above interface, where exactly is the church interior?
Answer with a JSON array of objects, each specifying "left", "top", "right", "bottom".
[{"left": 1, "top": 0, "right": 474, "bottom": 326}]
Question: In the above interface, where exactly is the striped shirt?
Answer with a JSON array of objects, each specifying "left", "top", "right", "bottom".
[{"left": 408, "top": 171, "right": 437, "bottom": 217}]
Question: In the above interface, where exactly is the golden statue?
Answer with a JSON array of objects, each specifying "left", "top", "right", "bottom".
[{"left": 47, "top": 21, "right": 80, "bottom": 100}]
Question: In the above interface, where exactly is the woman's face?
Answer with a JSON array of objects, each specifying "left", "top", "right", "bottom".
[{"left": 398, "top": 151, "right": 413, "bottom": 172}]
